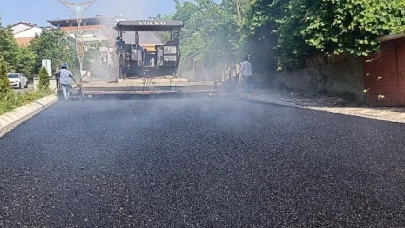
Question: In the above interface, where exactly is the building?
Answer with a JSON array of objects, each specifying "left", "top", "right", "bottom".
[
  {"left": 47, "top": 15, "right": 163, "bottom": 78},
  {"left": 47, "top": 15, "right": 162, "bottom": 46},
  {"left": 47, "top": 15, "right": 124, "bottom": 45},
  {"left": 10, "top": 21, "right": 43, "bottom": 46},
  {"left": 11, "top": 21, "right": 37, "bottom": 34}
]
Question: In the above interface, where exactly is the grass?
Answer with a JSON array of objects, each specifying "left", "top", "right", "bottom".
[{"left": 0, "top": 89, "right": 53, "bottom": 115}]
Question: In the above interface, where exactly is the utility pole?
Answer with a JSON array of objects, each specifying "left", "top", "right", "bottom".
[{"left": 57, "top": 0, "right": 97, "bottom": 74}]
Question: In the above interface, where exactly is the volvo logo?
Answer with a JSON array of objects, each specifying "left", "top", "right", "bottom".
[{"left": 138, "top": 21, "right": 166, "bottom": 25}]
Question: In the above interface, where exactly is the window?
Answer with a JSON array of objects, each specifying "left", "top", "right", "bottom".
[
  {"left": 164, "top": 46, "right": 177, "bottom": 54},
  {"left": 7, "top": 74, "right": 19, "bottom": 78}
]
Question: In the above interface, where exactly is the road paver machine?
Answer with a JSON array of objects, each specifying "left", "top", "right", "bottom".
[
  {"left": 114, "top": 20, "right": 182, "bottom": 79},
  {"left": 79, "top": 20, "right": 215, "bottom": 96}
]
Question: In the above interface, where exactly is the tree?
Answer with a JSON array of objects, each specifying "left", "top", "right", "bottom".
[
  {"left": 299, "top": 0, "right": 405, "bottom": 56},
  {"left": 168, "top": 0, "right": 243, "bottom": 66},
  {"left": 245, "top": 0, "right": 405, "bottom": 69},
  {"left": 0, "top": 21, "right": 19, "bottom": 71},
  {"left": 38, "top": 67, "right": 50, "bottom": 91},
  {"left": 149, "top": 14, "right": 173, "bottom": 43},
  {"left": 16, "top": 46, "right": 36, "bottom": 79},
  {"left": 164, "top": 0, "right": 405, "bottom": 73},
  {"left": 29, "top": 30, "right": 78, "bottom": 76},
  {"left": 0, "top": 57, "right": 11, "bottom": 95},
  {"left": 83, "top": 42, "right": 106, "bottom": 79}
]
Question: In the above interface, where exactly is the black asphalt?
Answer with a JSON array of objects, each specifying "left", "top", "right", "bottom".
[{"left": 1, "top": 96, "right": 405, "bottom": 227}]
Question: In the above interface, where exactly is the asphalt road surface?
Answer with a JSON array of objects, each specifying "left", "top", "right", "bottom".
[{"left": 1, "top": 96, "right": 405, "bottom": 227}]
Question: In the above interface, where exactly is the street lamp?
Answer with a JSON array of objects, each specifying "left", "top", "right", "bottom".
[{"left": 57, "top": 0, "right": 97, "bottom": 73}]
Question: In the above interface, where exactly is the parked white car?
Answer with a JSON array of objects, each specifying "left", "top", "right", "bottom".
[{"left": 8, "top": 73, "right": 28, "bottom": 89}]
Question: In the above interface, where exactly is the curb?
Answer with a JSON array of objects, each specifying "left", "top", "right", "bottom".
[
  {"left": 239, "top": 94, "right": 405, "bottom": 124},
  {"left": 0, "top": 94, "right": 59, "bottom": 137},
  {"left": 238, "top": 94, "right": 301, "bottom": 108},
  {"left": 306, "top": 106, "right": 405, "bottom": 124}
]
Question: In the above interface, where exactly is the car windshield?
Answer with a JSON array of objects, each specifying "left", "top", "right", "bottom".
[{"left": 7, "top": 74, "right": 18, "bottom": 78}]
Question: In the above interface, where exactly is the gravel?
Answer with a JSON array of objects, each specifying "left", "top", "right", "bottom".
[{"left": 1, "top": 96, "right": 405, "bottom": 227}]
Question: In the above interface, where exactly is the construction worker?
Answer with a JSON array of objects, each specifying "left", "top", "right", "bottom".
[
  {"left": 54, "top": 63, "right": 78, "bottom": 101},
  {"left": 239, "top": 55, "right": 253, "bottom": 93}
]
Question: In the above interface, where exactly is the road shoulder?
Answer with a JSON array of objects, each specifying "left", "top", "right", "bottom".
[
  {"left": 238, "top": 91, "right": 405, "bottom": 124},
  {"left": 0, "top": 94, "right": 58, "bottom": 137}
]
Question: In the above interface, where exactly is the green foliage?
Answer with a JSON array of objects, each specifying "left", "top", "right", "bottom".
[
  {"left": 169, "top": 0, "right": 243, "bottom": 65},
  {"left": 149, "top": 14, "right": 173, "bottom": 43},
  {"left": 0, "top": 24, "right": 19, "bottom": 71},
  {"left": 29, "top": 30, "right": 79, "bottom": 75},
  {"left": 0, "top": 90, "right": 52, "bottom": 115},
  {"left": 82, "top": 42, "right": 106, "bottom": 78},
  {"left": 83, "top": 42, "right": 100, "bottom": 69},
  {"left": 1, "top": 13, "right": 79, "bottom": 78},
  {"left": 16, "top": 46, "right": 36, "bottom": 78},
  {"left": 0, "top": 57, "right": 11, "bottom": 96},
  {"left": 0, "top": 14, "right": 78, "bottom": 114},
  {"left": 163, "top": 0, "right": 405, "bottom": 72},
  {"left": 299, "top": 0, "right": 405, "bottom": 55},
  {"left": 38, "top": 67, "right": 50, "bottom": 91},
  {"left": 244, "top": 0, "right": 405, "bottom": 69}
]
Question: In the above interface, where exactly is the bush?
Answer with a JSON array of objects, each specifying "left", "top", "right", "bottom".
[
  {"left": 38, "top": 66, "right": 50, "bottom": 91},
  {"left": 0, "top": 90, "right": 52, "bottom": 115},
  {"left": 0, "top": 57, "right": 11, "bottom": 96}
]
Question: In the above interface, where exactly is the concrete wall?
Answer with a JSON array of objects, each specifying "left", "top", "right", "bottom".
[
  {"left": 180, "top": 62, "right": 225, "bottom": 82},
  {"left": 257, "top": 56, "right": 364, "bottom": 96},
  {"left": 179, "top": 55, "right": 229, "bottom": 82},
  {"left": 179, "top": 53, "right": 364, "bottom": 98},
  {"left": 33, "top": 78, "right": 58, "bottom": 93}
]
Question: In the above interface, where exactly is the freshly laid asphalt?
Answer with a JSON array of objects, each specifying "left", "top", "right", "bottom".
[{"left": 1, "top": 95, "right": 405, "bottom": 227}]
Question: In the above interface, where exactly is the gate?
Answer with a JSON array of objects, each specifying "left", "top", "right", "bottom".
[
  {"left": 363, "top": 38, "right": 405, "bottom": 106},
  {"left": 397, "top": 38, "right": 405, "bottom": 106}
]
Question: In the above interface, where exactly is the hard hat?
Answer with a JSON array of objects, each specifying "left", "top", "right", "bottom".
[{"left": 61, "top": 63, "right": 68, "bottom": 68}]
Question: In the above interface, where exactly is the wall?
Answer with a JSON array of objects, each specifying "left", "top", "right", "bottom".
[
  {"left": 14, "top": 27, "right": 42, "bottom": 38},
  {"left": 179, "top": 53, "right": 364, "bottom": 98},
  {"left": 179, "top": 53, "right": 228, "bottom": 82},
  {"left": 363, "top": 37, "right": 405, "bottom": 107},
  {"left": 15, "top": 37, "right": 33, "bottom": 46},
  {"left": 13, "top": 27, "right": 43, "bottom": 46},
  {"left": 259, "top": 56, "right": 364, "bottom": 96}
]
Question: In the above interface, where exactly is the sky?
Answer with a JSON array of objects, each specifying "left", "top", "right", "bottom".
[{"left": 0, "top": 0, "right": 181, "bottom": 26}]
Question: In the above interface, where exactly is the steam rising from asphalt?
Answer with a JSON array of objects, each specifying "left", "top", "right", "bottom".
[{"left": 77, "top": 0, "right": 166, "bottom": 81}]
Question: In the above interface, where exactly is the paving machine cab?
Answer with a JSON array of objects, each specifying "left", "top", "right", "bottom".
[{"left": 114, "top": 20, "right": 183, "bottom": 78}]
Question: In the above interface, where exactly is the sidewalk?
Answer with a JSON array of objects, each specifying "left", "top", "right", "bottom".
[{"left": 238, "top": 89, "right": 405, "bottom": 124}]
